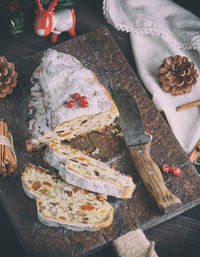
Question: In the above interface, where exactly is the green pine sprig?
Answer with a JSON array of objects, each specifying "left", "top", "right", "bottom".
[
  {"left": 55, "top": 0, "right": 75, "bottom": 9},
  {"left": 9, "top": 9, "right": 24, "bottom": 36}
]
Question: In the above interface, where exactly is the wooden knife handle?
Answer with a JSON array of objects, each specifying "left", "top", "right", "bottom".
[{"left": 129, "top": 141, "right": 182, "bottom": 213}]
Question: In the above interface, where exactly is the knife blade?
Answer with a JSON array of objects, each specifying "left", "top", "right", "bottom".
[{"left": 112, "top": 88, "right": 182, "bottom": 213}]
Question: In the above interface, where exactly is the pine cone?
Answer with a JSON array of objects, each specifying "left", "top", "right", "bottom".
[
  {"left": 0, "top": 56, "right": 18, "bottom": 98},
  {"left": 158, "top": 55, "right": 198, "bottom": 96}
]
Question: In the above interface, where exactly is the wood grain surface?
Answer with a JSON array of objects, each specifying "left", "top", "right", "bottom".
[{"left": 0, "top": 26, "right": 200, "bottom": 257}]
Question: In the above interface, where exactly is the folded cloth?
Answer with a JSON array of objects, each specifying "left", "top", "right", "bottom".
[
  {"left": 113, "top": 229, "right": 158, "bottom": 257},
  {"left": 103, "top": 0, "right": 200, "bottom": 153}
]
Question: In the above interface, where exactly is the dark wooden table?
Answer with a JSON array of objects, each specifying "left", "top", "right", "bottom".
[{"left": 0, "top": 1, "right": 200, "bottom": 257}]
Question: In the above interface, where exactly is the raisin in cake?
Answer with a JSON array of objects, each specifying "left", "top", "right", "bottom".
[
  {"left": 22, "top": 163, "right": 114, "bottom": 231},
  {"left": 45, "top": 142, "right": 135, "bottom": 198},
  {"left": 27, "top": 49, "right": 119, "bottom": 151}
]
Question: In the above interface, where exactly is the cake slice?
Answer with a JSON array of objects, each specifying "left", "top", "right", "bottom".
[
  {"left": 45, "top": 142, "right": 135, "bottom": 198},
  {"left": 22, "top": 163, "right": 114, "bottom": 231},
  {"left": 27, "top": 49, "right": 119, "bottom": 151}
]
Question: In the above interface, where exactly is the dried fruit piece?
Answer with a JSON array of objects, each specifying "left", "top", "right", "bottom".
[
  {"left": 94, "top": 170, "right": 100, "bottom": 176},
  {"left": 59, "top": 216, "right": 66, "bottom": 220},
  {"left": 69, "top": 158, "right": 78, "bottom": 163},
  {"left": 64, "top": 190, "right": 73, "bottom": 197},
  {"left": 82, "top": 220, "right": 88, "bottom": 224},
  {"left": 80, "top": 204, "right": 95, "bottom": 211},
  {"left": 60, "top": 132, "right": 72, "bottom": 137},
  {"left": 73, "top": 187, "right": 78, "bottom": 193},
  {"left": 42, "top": 181, "right": 52, "bottom": 187},
  {"left": 32, "top": 181, "right": 41, "bottom": 191},
  {"left": 78, "top": 157, "right": 90, "bottom": 162},
  {"left": 96, "top": 194, "right": 107, "bottom": 201}
]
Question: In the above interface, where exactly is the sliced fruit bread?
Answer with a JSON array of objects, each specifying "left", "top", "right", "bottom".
[
  {"left": 27, "top": 49, "right": 119, "bottom": 151},
  {"left": 22, "top": 163, "right": 114, "bottom": 231},
  {"left": 45, "top": 142, "right": 135, "bottom": 198}
]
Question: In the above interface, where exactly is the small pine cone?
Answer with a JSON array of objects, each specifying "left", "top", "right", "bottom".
[
  {"left": 158, "top": 55, "right": 198, "bottom": 96},
  {"left": 0, "top": 56, "right": 18, "bottom": 98}
]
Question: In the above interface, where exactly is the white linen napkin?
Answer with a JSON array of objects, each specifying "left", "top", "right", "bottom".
[{"left": 103, "top": 0, "right": 200, "bottom": 153}]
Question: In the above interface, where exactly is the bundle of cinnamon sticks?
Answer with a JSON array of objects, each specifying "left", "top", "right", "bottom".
[
  {"left": 176, "top": 100, "right": 200, "bottom": 163},
  {"left": 0, "top": 118, "right": 17, "bottom": 177},
  {"left": 189, "top": 140, "right": 200, "bottom": 163}
]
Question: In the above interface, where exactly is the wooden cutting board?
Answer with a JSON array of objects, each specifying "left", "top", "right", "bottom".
[{"left": 0, "top": 27, "right": 200, "bottom": 257}]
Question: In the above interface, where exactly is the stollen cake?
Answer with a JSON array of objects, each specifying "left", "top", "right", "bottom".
[
  {"left": 45, "top": 142, "right": 135, "bottom": 198},
  {"left": 27, "top": 49, "right": 119, "bottom": 151},
  {"left": 22, "top": 163, "right": 114, "bottom": 231}
]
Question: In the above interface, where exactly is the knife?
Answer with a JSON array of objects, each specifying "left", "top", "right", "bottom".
[{"left": 112, "top": 89, "right": 182, "bottom": 213}]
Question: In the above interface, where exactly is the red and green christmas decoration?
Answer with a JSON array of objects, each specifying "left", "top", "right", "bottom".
[
  {"left": 0, "top": 0, "right": 75, "bottom": 36},
  {"left": 34, "top": 0, "right": 76, "bottom": 43}
]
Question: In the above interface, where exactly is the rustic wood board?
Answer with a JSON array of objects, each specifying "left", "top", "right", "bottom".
[{"left": 0, "top": 27, "right": 200, "bottom": 257}]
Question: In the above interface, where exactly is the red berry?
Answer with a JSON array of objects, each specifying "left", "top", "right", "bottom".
[
  {"left": 169, "top": 165, "right": 176, "bottom": 173},
  {"left": 67, "top": 100, "right": 75, "bottom": 108},
  {"left": 162, "top": 164, "right": 170, "bottom": 173},
  {"left": 80, "top": 96, "right": 87, "bottom": 102},
  {"left": 73, "top": 93, "right": 81, "bottom": 100},
  {"left": 81, "top": 100, "right": 89, "bottom": 108},
  {"left": 173, "top": 168, "right": 181, "bottom": 176}
]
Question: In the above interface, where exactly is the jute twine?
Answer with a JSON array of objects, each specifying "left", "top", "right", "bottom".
[
  {"left": 0, "top": 133, "right": 17, "bottom": 161},
  {"left": 113, "top": 229, "right": 158, "bottom": 257}
]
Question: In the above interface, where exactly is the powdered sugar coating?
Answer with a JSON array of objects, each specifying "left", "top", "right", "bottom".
[{"left": 29, "top": 49, "right": 116, "bottom": 144}]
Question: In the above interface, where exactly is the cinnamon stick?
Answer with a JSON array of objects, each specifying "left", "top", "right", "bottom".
[
  {"left": 189, "top": 140, "right": 200, "bottom": 163},
  {"left": 0, "top": 119, "right": 17, "bottom": 177},
  {"left": 0, "top": 120, "right": 5, "bottom": 172},
  {"left": 176, "top": 99, "right": 200, "bottom": 112}
]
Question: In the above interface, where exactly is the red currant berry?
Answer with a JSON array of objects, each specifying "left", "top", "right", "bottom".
[
  {"left": 81, "top": 100, "right": 89, "bottom": 108},
  {"left": 67, "top": 100, "right": 75, "bottom": 108},
  {"left": 73, "top": 93, "right": 81, "bottom": 100},
  {"left": 162, "top": 164, "right": 170, "bottom": 173},
  {"left": 80, "top": 96, "right": 87, "bottom": 102},
  {"left": 169, "top": 165, "right": 176, "bottom": 173},
  {"left": 173, "top": 168, "right": 181, "bottom": 176}
]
